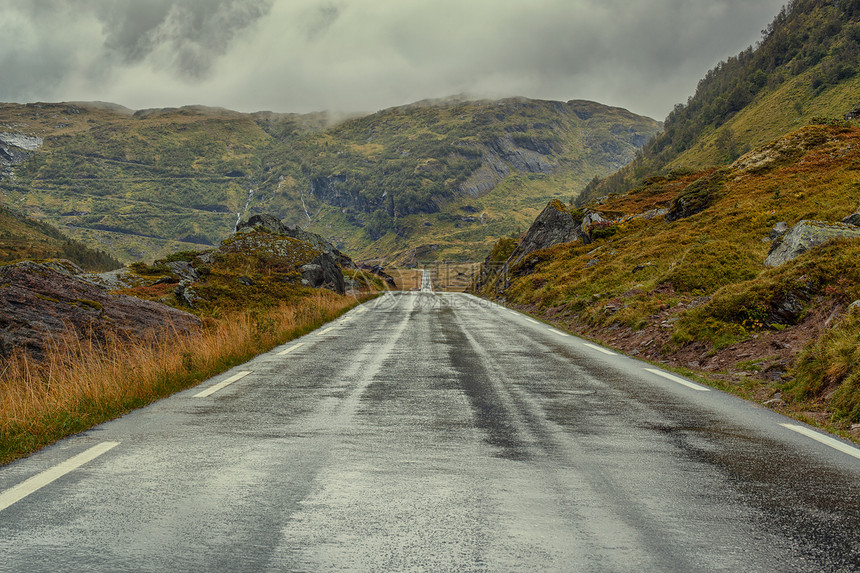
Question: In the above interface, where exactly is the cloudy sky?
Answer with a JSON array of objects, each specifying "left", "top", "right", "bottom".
[{"left": 2, "top": 0, "right": 787, "bottom": 120}]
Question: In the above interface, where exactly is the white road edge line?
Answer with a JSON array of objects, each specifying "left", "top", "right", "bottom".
[
  {"left": 644, "top": 368, "right": 710, "bottom": 392},
  {"left": 549, "top": 328, "right": 569, "bottom": 337},
  {"left": 193, "top": 371, "right": 252, "bottom": 398},
  {"left": 524, "top": 318, "right": 539, "bottom": 324},
  {"left": 0, "top": 441, "right": 120, "bottom": 513},
  {"left": 583, "top": 342, "right": 616, "bottom": 355},
  {"left": 781, "top": 423, "right": 860, "bottom": 460},
  {"left": 278, "top": 342, "right": 304, "bottom": 356},
  {"left": 318, "top": 326, "right": 337, "bottom": 335},
  {"left": 355, "top": 307, "right": 367, "bottom": 314}
]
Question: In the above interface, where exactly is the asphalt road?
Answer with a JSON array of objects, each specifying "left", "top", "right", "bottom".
[{"left": 2, "top": 291, "right": 860, "bottom": 572}]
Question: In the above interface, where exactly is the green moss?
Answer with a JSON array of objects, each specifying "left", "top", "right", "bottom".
[{"left": 74, "top": 299, "right": 104, "bottom": 311}]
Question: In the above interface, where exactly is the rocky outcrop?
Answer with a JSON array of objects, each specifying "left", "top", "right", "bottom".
[
  {"left": 0, "top": 261, "right": 201, "bottom": 359},
  {"left": 230, "top": 214, "right": 351, "bottom": 294},
  {"left": 765, "top": 220, "right": 860, "bottom": 266},
  {"left": 507, "top": 200, "right": 580, "bottom": 271},
  {"left": 236, "top": 214, "right": 356, "bottom": 269},
  {"left": 0, "top": 132, "right": 43, "bottom": 179},
  {"left": 300, "top": 253, "right": 345, "bottom": 293}
]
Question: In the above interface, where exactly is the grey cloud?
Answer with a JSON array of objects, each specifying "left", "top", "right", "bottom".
[
  {"left": 95, "top": 0, "right": 274, "bottom": 76},
  {"left": 0, "top": 0, "right": 787, "bottom": 120}
]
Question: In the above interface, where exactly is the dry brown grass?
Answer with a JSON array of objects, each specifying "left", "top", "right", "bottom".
[{"left": 0, "top": 291, "right": 366, "bottom": 465}]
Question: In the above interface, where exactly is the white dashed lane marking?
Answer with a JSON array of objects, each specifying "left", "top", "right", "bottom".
[
  {"left": 781, "top": 424, "right": 860, "bottom": 460},
  {"left": 0, "top": 442, "right": 120, "bottom": 513},
  {"left": 278, "top": 343, "right": 304, "bottom": 356},
  {"left": 193, "top": 371, "right": 252, "bottom": 398},
  {"left": 644, "top": 368, "right": 710, "bottom": 392},
  {"left": 583, "top": 342, "right": 617, "bottom": 356}
]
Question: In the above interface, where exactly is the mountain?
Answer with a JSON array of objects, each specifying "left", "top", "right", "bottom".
[
  {"left": 0, "top": 98, "right": 660, "bottom": 264},
  {"left": 577, "top": 0, "right": 860, "bottom": 205}
]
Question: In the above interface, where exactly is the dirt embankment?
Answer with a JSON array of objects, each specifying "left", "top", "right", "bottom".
[{"left": 508, "top": 285, "right": 860, "bottom": 437}]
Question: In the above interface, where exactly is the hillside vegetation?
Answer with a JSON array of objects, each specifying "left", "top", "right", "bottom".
[
  {"left": 0, "top": 98, "right": 659, "bottom": 264},
  {"left": 578, "top": 0, "right": 860, "bottom": 205},
  {"left": 476, "top": 121, "right": 860, "bottom": 431},
  {"left": 0, "top": 204, "right": 120, "bottom": 270}
]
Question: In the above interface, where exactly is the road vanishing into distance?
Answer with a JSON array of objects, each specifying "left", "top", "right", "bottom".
[{"left": 2, "top": 289, "right": 860, "bottom": 572}]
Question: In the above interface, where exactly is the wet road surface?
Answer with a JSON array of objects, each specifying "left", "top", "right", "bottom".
[{"left": 1, "top": 292, "right": 860, "bottom": 572}]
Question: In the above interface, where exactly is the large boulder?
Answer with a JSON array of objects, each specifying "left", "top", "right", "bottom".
[
  {"left": 0, "top": 261, "right": 201, "bottom": 359},
  {"left": 506, "top": 200, "right": 580, "bottom": 270},
  {"left": 765, "top": 220, "right": 860, "bottom": 267},
  {"left": 300, "top": 253, "right": 345, "bottom": 294}
]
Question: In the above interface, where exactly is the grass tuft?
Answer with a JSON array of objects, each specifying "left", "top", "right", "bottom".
[{"left": 0, "top": 292, "right": 368, "bottom": 465}]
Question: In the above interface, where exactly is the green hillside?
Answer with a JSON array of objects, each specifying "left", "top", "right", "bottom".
[
  {"left": 578, "top": 0, "right": 860, "bottom": 205},
  {"left": 0, "top": 98, "right": 659, "bottom": 264},
  {"left": 478, "top": 121, "right": 860, "bottom": 429},
  {"left": 0, "top": 204, "right": 120, "bottom": 270}
]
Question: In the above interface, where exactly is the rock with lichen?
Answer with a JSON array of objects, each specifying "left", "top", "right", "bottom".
[
  {"left": 765, "top": 220, "right": 860, "bottom": 267},
  {"left": 0, "top": 260, "right": 201, "bottom": 359}
]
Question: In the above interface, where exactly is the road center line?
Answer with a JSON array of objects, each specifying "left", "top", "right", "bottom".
[
  {"left": 780, "top": 423, "right": 860, "bottom": 460},
  {"left": 548, "top": 328, "right": 569, "bottom": 337},
  {"left": 0, "top": 441, "right": 120, "bottom": 513},
  {"left": 193, "top": 371, "right": 252, "bottom": 398},
  {"left": 278, "top": 342, "right": 304, "bottom": 356},
  {"left": 644, "top": 368, "right": 711, "bottom": 392}
]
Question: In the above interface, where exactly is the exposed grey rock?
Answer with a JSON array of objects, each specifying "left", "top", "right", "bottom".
[
  {"left": 580, "top": 210, "right": 609, "bottom": 244},
  {"left": 173, "top": 280, "right": 199, "bottom": 307},
  {"left": 767, "top": 291, "right": 806, "bottom": 325},
  {"left": 634, "top": 208, "right": 668, "bottom": 221},
  {"left": 235, "top": 213, "right": 287, "bottom": 235},
  {"left": 166, "top": 261, "right": 199, "bottom": 282},
  {"left": 0, "top": 133, "right": 43, "bottom": 177},
  {"left": 843, "top": 209, "right": 860, "bottom": 227},
  {"left": 507, "top": 200, "right": 580, "bottom": 271},
  {"left": 0, "top": 132, "right": 43, "bottom": 151},
  {"left": 765, "top": 220, "right": 860, "bottom": 266},
  {"left": 299, "top": 253, "right": 345, "bottom": 294},
  {"left": 236, "top": 276, "right": 255, "bottom": 286},
  {"left": 769, "top": 222, "right": 788, "bottom": 240},
  {"left": 0, "top": 261, "right": 200, "bottom": 359},
  {"left": 845, "top": 103, "right": 860, "bottom": 121}
]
